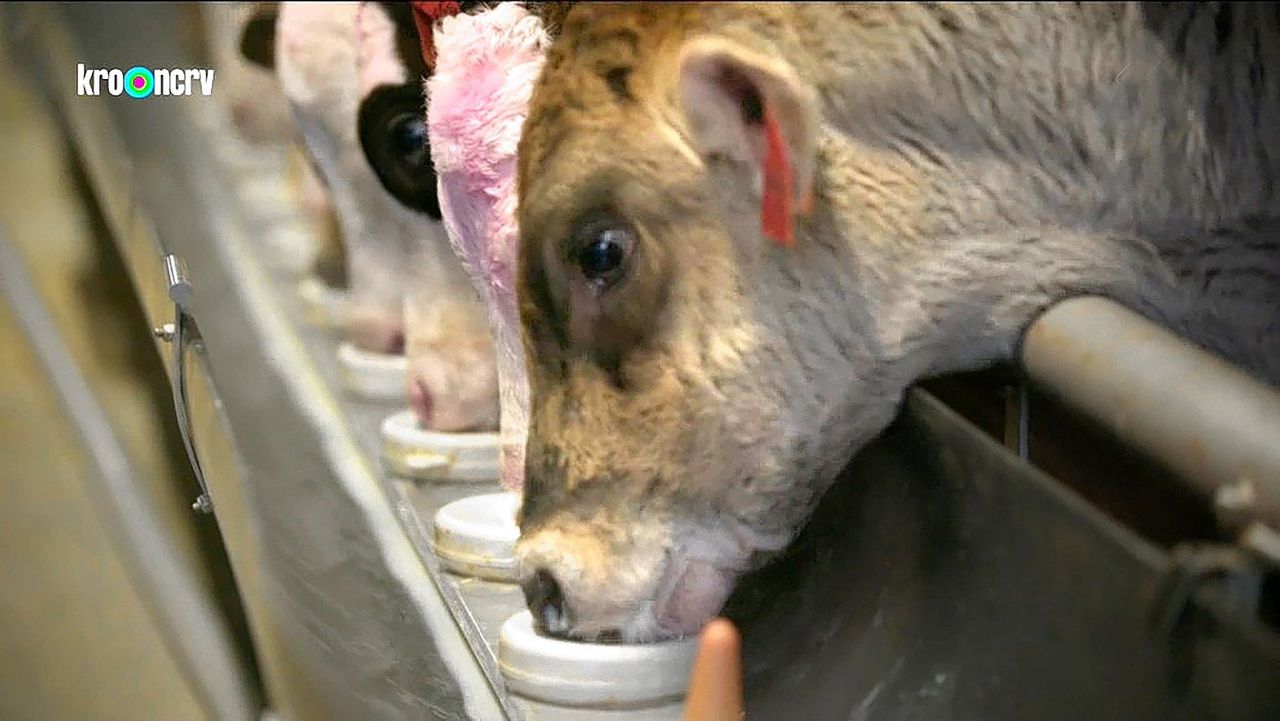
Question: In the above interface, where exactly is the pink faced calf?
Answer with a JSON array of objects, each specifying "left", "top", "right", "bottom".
[{"left": 424, "top": 1, "right": 553, "bottom": 489}]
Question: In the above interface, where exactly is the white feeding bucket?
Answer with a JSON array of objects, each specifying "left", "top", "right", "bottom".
[
  {"left": 336, "top": 341, "right": 407, "bottom": 402},
  {"left": 433, "top": 491, "right": 521, "bottom": 582},
  {"left": 379, "top": 409, "right": 500, "bottom": 482},
  {"left": 297, "top": 275, "right": 347, "bottom": 329},
  {"left": 499, "top": 610, "right": 698, "bottom": 720}
]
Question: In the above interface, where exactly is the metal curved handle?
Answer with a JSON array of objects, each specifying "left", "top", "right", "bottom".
[{"left": 156, "top": 253, "right": 214, "bottom": 514}]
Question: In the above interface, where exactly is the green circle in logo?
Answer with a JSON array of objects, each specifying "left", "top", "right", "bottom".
[{"left": 123, "top": 66, "right": 153, "bottom": 99}]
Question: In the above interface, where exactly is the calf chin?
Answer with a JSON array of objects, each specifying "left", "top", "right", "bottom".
[
  {"left": 405, "top": 330, "right": 499, "bottom": 431},
  {"left": 342, "top": 301, "right": 405, "bottom": 355}
]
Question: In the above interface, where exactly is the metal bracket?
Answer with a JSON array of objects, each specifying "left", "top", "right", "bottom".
[
  {"left": 1004, "top": 381, "right": 1030, "bottom": 461},
  {"left": 154, "top": 253, "right": 214, "bottom": 514},
  {"left": 1149, "top": 545, "right": 1252, "bottom": 641},
  {"left": 1149, "top": 525, "right": 1280, "bottom": 646}
]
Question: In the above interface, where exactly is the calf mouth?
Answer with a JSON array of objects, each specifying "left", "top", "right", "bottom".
[{"left": 520, "top": 526, "right": 757, "bottom": 644}]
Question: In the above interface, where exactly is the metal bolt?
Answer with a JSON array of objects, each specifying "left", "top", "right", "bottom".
[
  {"left": 192, "top": 494, "right": 213, "bottom": 514},
  {"left": 153, "top": 323, "right": 176, "bottom": 342}
]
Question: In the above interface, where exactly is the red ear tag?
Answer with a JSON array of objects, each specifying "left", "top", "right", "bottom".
[
  {"left": 410, "top": 1, "right": 462, "bottom": 70},
  {"left": 760, "top": 106, "right": 795, "bottom": 248}
]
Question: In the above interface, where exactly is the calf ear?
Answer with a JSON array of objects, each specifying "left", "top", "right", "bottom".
[
  {"left": 678, "top": 36, "right": 818, "bottom": 247},
  {"left": 238, "top": 4, "right": 280, "bottom": 69}
]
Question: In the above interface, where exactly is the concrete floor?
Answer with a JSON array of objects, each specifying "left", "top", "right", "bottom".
[{"left": 0, "top": 30, "right": 214, "bottom": 721}]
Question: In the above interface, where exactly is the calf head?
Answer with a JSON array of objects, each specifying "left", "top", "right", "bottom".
[
  {"left": 264, "top": 2, "right": 496, "bottom": 430},
  {"left": 235, "top": 4, "right": 345, "bottom": 286},
  {"left": 512, "top": 3, "right": 1202, "bottom": 641},
  {"left": 513, "top": 3, "right": 873, "bottom": 642},
  {"left": 354, "top": 0, "right": 498, "bottom": 430},
  {"left": 211, "top": 2, "right": 294, "bottom": 143},
  {"left": 270, "top": 2, "right": 409, "bottom": 354},
  {"left": 512, "top": 0, "right": 1280, "bottom": 642}
]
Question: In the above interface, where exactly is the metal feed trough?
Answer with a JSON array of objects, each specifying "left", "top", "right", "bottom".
[{"left": 7, "top": 4, "right": 1278, "bottom": 720}]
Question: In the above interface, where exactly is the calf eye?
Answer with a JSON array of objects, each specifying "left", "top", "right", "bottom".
[
  {"left": 357, "top": 83, "right": 441, "bottom": 219},
  {"left": 573, "top": 222, "right": 634, "bottom": 288},
  {"left": 389, "top": 113, "right": 430, "bottom": 170}
]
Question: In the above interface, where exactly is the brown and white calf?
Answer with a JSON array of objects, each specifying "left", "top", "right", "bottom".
[{"left": 512, "top": 2, "right": 1280, "bottom": 642}]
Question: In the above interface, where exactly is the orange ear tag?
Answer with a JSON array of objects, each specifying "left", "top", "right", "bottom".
[{"left": 760, "top": 106, "right": 795, "bottom": 247}]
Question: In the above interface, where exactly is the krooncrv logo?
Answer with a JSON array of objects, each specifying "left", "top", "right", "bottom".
[{"left": 77, "top": 64, "right": 215, "bottom": 98}]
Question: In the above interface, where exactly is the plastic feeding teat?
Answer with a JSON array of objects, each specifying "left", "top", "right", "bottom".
[
  {"left": 336, "top": 341, "right": 408, "bottom": 402},
  {"left": 379, "top": 409, "right": 500, "bottom": 482},
  {"left": 498, "top": 610, "right": 699, "bottom": 720},
  {"left": 433, "top": 491, "right": 521, "bottom": 582},
  {"left": 297, "top": 275, "right": 348, "bottom": 329}
]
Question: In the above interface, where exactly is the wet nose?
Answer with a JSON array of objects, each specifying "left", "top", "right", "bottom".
[{"left": 521, "top": 568, "right": 570, "bottom": 636}]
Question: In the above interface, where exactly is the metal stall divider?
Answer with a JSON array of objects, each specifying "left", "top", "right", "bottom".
[{"left": 0, "top": 229, "right": 262, "bottom": 721}]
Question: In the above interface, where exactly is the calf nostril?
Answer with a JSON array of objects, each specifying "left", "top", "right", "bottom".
[{"left": 522, "top": 568, "right": 570, "bottom": 636}]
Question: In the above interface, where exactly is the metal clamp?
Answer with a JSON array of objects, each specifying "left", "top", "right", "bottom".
[{"left": 154, "top": 253, "right": 214, "bottom": 514}]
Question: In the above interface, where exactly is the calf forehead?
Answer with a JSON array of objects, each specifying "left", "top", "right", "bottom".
[{"left": 519, "top": 3, "right": 693, "bottom": 185}]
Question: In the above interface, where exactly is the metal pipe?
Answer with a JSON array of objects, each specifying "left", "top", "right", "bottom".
[
  {"left": 1020, "top": 295, "right": 1280, "bottom": 532},
  {"left": 0, "top": 231, "right": 261, "bottom": 721}
]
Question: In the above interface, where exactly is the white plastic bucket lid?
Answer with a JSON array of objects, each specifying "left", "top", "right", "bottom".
[
  {"left": 297, "top": 275, "right": 347, "bottom": 329},
  {"left": 336, "top": 341, "right": 407, "bottom": 402},
  {"left": 499, "top": 610, "right": 698, "bottom": 710},
  {"left": 433, "top": 491, "right": 521, "bottom": 582},
  {"left": 379, "top": 409, "right": 500, "bottom": 482}
]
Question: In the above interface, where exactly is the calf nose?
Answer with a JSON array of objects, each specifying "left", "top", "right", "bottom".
[
  {"left": 522, "top": 568, "right": 571, "bottom": 636},
  {"left": 409, "top": 378, "right": 433, "bottom": 427}
]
